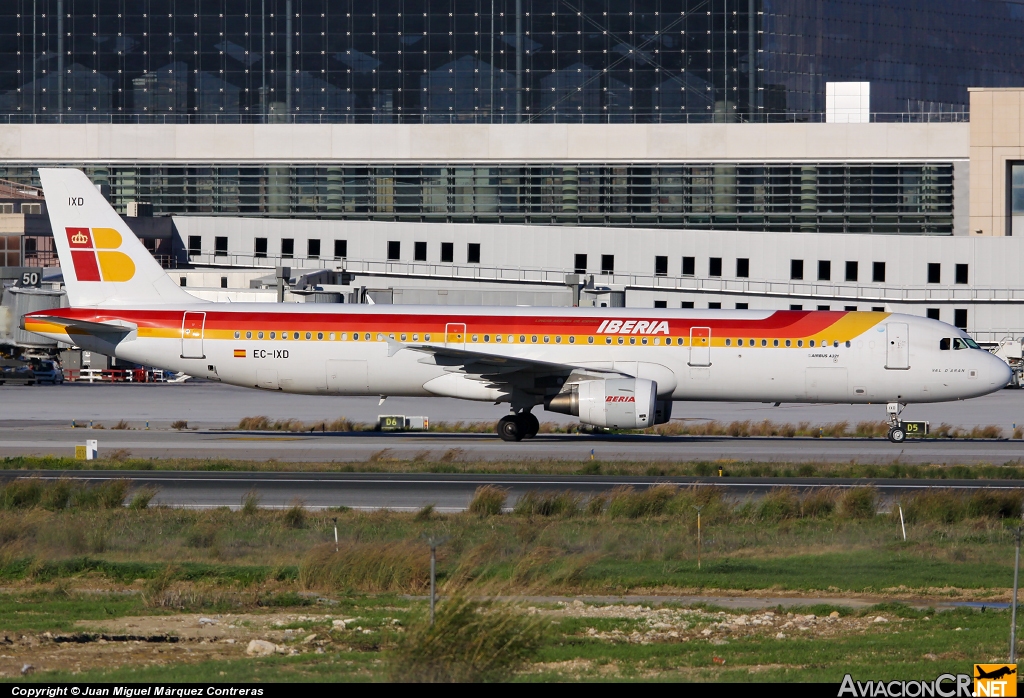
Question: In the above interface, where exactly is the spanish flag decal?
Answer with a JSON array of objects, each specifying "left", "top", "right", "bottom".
[
  {"left": 234, "top": 349, "right": 246, "bottom": 358},
  {"left": 66, "top": 227, "right": 136, "bottom": 282}
]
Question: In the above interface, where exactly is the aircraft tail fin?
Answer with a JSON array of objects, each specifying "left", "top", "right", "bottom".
[{"left": 38, "top": 168, "right": 200, "bottom": 307}]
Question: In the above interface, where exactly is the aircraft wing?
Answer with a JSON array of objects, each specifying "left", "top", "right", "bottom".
[{"left": 404, "top": 343, "right": 629, "bottom": 381}]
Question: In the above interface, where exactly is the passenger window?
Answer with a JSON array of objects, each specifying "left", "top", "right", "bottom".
[
  {"left": 588, "top": 336, "right": 594, "bottom": 344},
  {"left": 940, "top": 338, "right": 950, "bottom": 351},
  {"left": 725, "top": 339, "right": 732, "bottom": 346},
  {"left": 785, "top": 340, "right": 792, "bottom": 347}
]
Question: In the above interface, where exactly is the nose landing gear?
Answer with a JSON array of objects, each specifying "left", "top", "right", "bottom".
[
  {"left": 886, "top": 402, "right": 907, "bottom": 443},
  {"left": 497, "top": 411, "right": 540, "bottom": 442}
]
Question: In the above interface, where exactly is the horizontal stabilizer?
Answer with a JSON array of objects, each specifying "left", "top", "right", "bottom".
[{"left": 22, "top": 315, "right": 137, "bottom": 336}]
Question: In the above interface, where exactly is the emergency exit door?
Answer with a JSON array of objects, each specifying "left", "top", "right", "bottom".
[
  {"left": 689, "top": 327, "right": 711, "bottom": 367},
  {"left": 885, "top": 322, "right": 909, "bottom": 370},
  {"left": 181, "top": 311, "right": 206, "bottom": 359},
  {"left": 445, "top": 323, "right": 466, "bottom": 349}
]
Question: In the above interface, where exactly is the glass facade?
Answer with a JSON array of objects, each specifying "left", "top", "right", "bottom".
[
  {"left": 0, "top": 162, "right": 954, "bottom": 234},
  {"left": 0, "top": 0, "right": 1020, "bottom": 123}
]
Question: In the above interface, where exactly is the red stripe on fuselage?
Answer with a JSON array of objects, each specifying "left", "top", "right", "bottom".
[{"left": 24, "top": 308, "right": 854, "bottom": 339}]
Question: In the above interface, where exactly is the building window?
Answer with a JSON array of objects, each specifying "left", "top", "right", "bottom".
[
  {"left": 214, "top": 236, "right": 228, "bottom": 256},
  {"left": 708, "top": 302, "right": 721, "bottom": 309},
  {"left": 187, "top": 235, "right": 201, "bottom": 256},
  {"left": 655, "top": 256, "right": 668, "bottom": 276},
  {"left": 441, "top": 242, "right": 454, "bottom": 263},
  {"left": 817, "top": 305, "right": 830, "bottom": 311},
  {"left": 334, "top": 239, "right": 347, "bottom": 259},
  {"left": 467, "top": 243, "right": 481, "bottom": 264},
  {"left": 220, "top": 277, "right": 228, "bottom": 289},
  {"left": 845, "top": 306, "right": 857, "bottom": 311},
  {"left": 281, "top": 238, "right": 294, "bottom": 258},
  {"left": 1011, "top": 162, "right": 1024, "bottom": 236},
  {"left": 254, "top": 238, "right": 268, "bottom": 258},
  {"left": 955, "top": 263, "right": 968, "bottom": 284},
  {"left": 818, "top": 260, "right": 831, "bottom": 281},
  {"left": 872, "top": 306, "right": 885, "bottom": 312},
  {"left": 927, "top": 263, "right": 940, "bottom": 284},
  {"left": 682, "top": 301, "right": 695, "bottom": 309},
  {"left": 308, "top": 239, "right": 321, "bottom": 259},
  {"left": 654, "top": 300, "right": 667, "bottom": 308},
  {"left": 682, "top": 256, "right": 695, "bottom": 276},
  {"left": 954, "top": 308, "right": 968, "bottom": 329},
  {"left": 926, "top": 308, "right": 940, "bottom": 320},
  {"left": 709, "top": 257, "right": 722, "bottom": 277},
  {"left": 601, "top": 255, "right": 614, "bottom": 273},
  {"left": 845, "top": 261, "right": 858, "bottom": 282},
  {"left": 414, "top": 241, "right": 427, "bottom": 261},
  {"left": 790, "top": 259, "right": 804, "bottom": 280},
  {"left": 790, "top": 304, "right": 803, "bottom": 310},
  {"left": 873, "top": 262, "right": 886, "bottom": 283},
  {"left": 736, "top": 302, "right": 748, "bottom": 309},
  {"left": 574, "top": 254, "right": 587, "bottom": 274},
  {"left": 387, "top": 241, "right": 400, "bottom": 260},
  {"left": 736, "top": 258, "right": 749, "bottom": 278}
]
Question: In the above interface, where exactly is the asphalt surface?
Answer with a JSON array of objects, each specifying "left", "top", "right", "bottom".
[
  {"left": 4, "top": 470, "right": 1024, "bottom": 510},
  {"left": 3, "top": 382, "right": 1024, "bottom": 432},
  {"left": 2, "top": 424, "right": 1024, "bottom": 464}
]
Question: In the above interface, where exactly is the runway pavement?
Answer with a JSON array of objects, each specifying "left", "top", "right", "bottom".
[
  {"left": 3, "top": 381, "right": 1024, "bottom": 432},
  {"left": 2, "top": 424, "right": 1024, "bottom": 464},
  {"left": 4, "top": 469, "right": 1024, "bottom": 510}
]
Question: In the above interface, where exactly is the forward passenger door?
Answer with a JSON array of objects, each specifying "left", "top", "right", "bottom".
[{"left": 885, "top": 323, "right": 910, "bottom": 370}]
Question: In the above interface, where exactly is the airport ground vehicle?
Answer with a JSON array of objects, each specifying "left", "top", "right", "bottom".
[
  {"left": 22, "top": 169, "right": 1013, "bottom": 443},
  {"left": 0, "top": 363, "right": 35, "bottom": 386},
  {"left": 29, "top": 359, "right": 64, "bottom": 384}
]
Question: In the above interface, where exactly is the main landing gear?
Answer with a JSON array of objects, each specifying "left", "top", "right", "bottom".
[
  {"left": 886, "top": 402, "right": 907, "bottom": 443},
  {"left": 497, "top": 412, "right": 540, "bottom": 442}
]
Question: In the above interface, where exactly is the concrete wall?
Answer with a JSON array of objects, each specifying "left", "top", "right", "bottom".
[
  {"left": 969, "top": 87, "right": 1024, "bottom": 236},
  {"left": 172, "top": 216, "right": 1024, "bottom": 338},
  {"left": 0, "top": 122, "right": 968, "bottom": 163}
]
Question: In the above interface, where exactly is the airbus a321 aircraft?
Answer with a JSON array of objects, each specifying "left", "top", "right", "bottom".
[{"left": 23, "top": 168, "right": 1012, "bottom": 443}]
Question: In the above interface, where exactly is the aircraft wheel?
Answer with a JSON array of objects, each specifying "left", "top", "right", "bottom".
[
  {"left": 887, "top": 426, "right": 907, "bottom": 443},
  {"left": 497, "top": 416, "right": 523, "bottom": 442},
  {"left": 521, "top": 413, "right": 540, "bottom": 439}
]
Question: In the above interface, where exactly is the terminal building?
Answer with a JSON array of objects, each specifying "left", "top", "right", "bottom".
[{"left": 2, "top": 1, "right": 1024, "bottom": 344}]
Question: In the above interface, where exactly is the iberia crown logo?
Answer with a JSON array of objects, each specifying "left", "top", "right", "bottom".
[{"left": 65, "top": 227, "right": 135, "bottom": 282}]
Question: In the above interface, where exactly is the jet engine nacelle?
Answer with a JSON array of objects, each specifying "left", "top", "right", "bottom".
[{"left": 546, "top": 378, "right": 657, "bottom": 429}]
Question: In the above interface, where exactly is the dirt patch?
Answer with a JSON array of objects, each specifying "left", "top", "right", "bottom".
[
  {"left": 0, "top": 612, "right": 381, "bottom": 678},
  {"left": 534, "top": 599, "right": 900, "bottom": 645}
]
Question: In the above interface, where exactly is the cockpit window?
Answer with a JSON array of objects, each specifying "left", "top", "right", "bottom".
[
  {"left": 952, "top": 338, "right": 969, "bottom": 350},
  {"left": 963, "top": 336, "right": 981, "bottom": 349},
  {"left": 939, "top": 338, "right": 950, "bottom": 351}
]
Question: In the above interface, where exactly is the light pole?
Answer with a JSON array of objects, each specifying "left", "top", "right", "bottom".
[
  {"left": 1012, "top": 517, "right": 1022, "bottom": 663},
  {"left": 694, "top": 505, "right": 705, "bottom": 570},
  {"left": 424, "top": 535, "right": 449, "bottom": 625}
]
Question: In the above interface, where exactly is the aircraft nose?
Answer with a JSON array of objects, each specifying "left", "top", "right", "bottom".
[{"left": 988, "top": 352, "right": 1014, "bottom": 388}]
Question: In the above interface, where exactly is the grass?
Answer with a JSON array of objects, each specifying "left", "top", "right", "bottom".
[
  {"left": 3, "top": 479, "right": 1024, "bottom": 682},
  {"left": 228, "top": 414, "right": 1021, "bottom": 441},
  {"left": 2, "top": 480, "right": 1024, "bottom": 599},
  {"left": 11, "top": 454, "right": 1024, "bottom": 482},
  {"left": 4, "top": 595, "right": 1019, "bottom": 683},
  {"left": 388, "top": 595, "right": 545, "bottom": 682}
]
